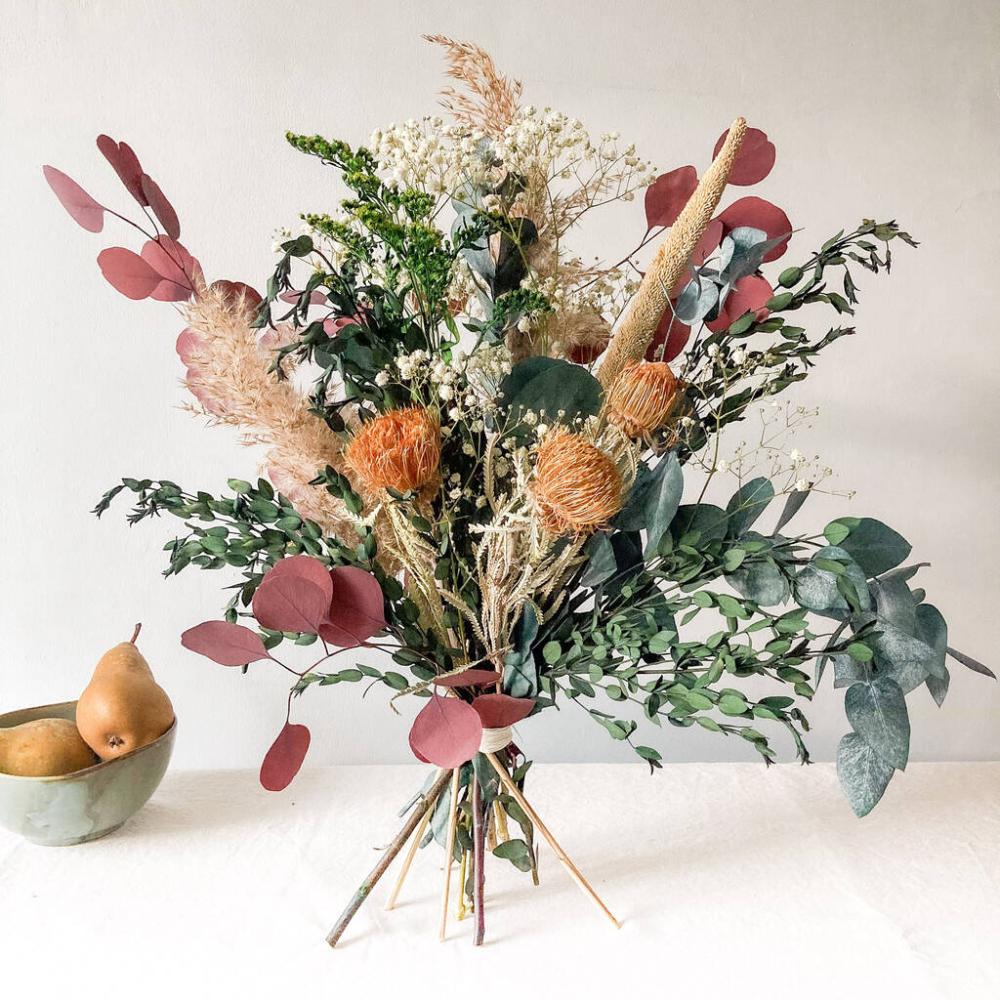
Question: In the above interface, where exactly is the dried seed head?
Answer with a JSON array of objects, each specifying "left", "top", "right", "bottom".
[
  {"left": 532, "top": 431, "right": 624, "bottom": 535},
  {"left": 606, "top": 361, "right": 679, "bottom": 438},
  {"left": 345, "top": 407, "right": 441, "bottom": 494}
]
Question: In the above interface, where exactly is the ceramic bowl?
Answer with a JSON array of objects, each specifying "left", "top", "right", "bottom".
[{"left": 0, "top": 700, "right": 175, "bottom": 846}]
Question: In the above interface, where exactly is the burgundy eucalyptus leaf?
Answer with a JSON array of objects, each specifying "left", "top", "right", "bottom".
[
  {"left": 716, "top": 197, "right": 792, "bottom": 261},
  {"left": 96, "top": 134, "right": 147, "bottom": 204},
  {"left": 706, "top": 274, "right": 773, "bottom": 332},
  {"left": 252, "top": 575, "right": 329, "bottom": 635},
  {"left": 97, "top": 135, "right": 149, "bottom": 207},
  {"left": 713, "top": 126, "right": 776, "bottom": 186},
  {"left": 432, "top": 669, "right": 502, "bottom": 689},
  {"left": 644, "top": 165, "right": 698, "bottom": 231},
  {"left": 42, "top": 166, "right": 105, "bottom": 232},
  {"left": 318, "top": 566, "right": 386, "bottom": 648},
  {"left": 211, "top": 280, "right": 264, "bottom": 316},
  {"left": 646, "top": 308, "right": 692, "bottom": 363},
  {"left": 180, "top": 620, "right": 271, "bottom": 666},
  {"left": 259, "top": 722, "right": 311, "bottom": 791},
  {"left": 408, "top": 695, "right": 483, "bottom": 768},
  {"left": 140, "top": 173, "right": 180, "bottom": 239},
  {"left": 471, "top": 693, "right": 535, "bottom": 728},
  {"left": 97, "top": 247, "right": 161, "bottom": 300}
]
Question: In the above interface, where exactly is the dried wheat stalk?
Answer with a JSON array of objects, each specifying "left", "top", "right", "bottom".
[{"left": 598, "top": 118, "right": 748, "bottom": 389}]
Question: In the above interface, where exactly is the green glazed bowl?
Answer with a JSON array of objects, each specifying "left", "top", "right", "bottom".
[{"left": 0, "top": 700, "right": 175, "bottom": 846}]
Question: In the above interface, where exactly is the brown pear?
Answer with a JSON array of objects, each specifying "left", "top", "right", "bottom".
[
  {"left": 0, "top": 718, "right": 99, "bottom": 776},
  {"left": 76, "top": 624, "right": 175, "bottom": 760}
]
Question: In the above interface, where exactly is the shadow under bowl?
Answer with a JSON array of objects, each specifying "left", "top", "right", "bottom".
[{"left": 0, "top": 700, "right": 176, "bottom": 846}]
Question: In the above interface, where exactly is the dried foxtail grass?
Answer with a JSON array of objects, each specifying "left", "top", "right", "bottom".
[
  {"left": 423, "top": 34, "right": 522, "bottom": 136},
  {"left": 180, "top": 285, "right": 353, "bottom": 538},
  {"left": 599, "top": 118, "right": 748, "bottom": 389}
]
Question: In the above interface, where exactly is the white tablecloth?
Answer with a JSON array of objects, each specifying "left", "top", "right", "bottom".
[{"left": 1, "top": 763, "right": 997, "bottom": 998}]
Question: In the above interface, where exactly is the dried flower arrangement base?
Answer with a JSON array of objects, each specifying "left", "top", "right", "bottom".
[{"left": 326, "top": 744, "right": 619, "bottom": 948}]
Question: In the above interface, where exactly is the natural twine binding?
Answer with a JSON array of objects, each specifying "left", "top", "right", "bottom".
[
  {"left": 479, "top": 726, "right": 513, "bottom": 753},
  {"left": 598, "top": 117, "right": 748, "bottom": 390}
]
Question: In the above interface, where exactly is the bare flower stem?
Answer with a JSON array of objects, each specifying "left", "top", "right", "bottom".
[
  {"left": 326, "top": 767, "right": 452, "bottom": 948},
  {"left": 472, "top": 774, "right": 487, "bottom": 946}
]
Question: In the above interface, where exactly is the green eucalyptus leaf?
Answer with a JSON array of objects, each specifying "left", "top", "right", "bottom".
[
  {"left": 492, "top": 838, "right": 534, "bottom": 872},
  {"left": 845, "top": 676, "right": 910, "bottom": 770},
  {"left": 726, "top": 477, "right": 774, "bottom": 537},
  {"left": 500, "top": 357, "right": 602, "bottom": 426},
  {"left": 503, "top": 604, "right": 539, "bottom": 697},
  {"left": 837, "top": 732, "right": 895, "bottom": 817},
  {"left": 823, "top": 517, "right": 911, "bottom": 577},
  {"left": 794, "top": 546, "right": 871, "bottom": 619}
]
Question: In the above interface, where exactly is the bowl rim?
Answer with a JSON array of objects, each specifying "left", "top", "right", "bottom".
[{"left": 0, "top": 700, "right": 177, "bottom": 782}]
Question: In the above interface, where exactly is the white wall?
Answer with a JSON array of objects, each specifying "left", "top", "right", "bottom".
[{"left": 2, "top": 0, "right": 998, "bottom": 769}]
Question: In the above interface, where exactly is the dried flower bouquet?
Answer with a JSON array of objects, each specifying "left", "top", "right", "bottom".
[{"left": 47, "top": 36, "right": 993, "bottom": 945}]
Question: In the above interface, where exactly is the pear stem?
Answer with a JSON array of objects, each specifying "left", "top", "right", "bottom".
[{"left": 130, "top": 623, "right": 142, "bottom": 644}]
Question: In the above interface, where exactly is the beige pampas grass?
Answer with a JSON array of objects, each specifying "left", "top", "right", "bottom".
[
  {"left": 598, "top": 118, "right": 748, "bottom": 389},
  {"left": 423, "top": 34, "right": 522, "bottom": 136},
  {"left": 180, "top": 285, "right": 353, "bottom": 538}
]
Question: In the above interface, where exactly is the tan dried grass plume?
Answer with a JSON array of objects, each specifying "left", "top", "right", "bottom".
[
  {"left": 180, "top": 285, "right": 352, "bottom": 537},
  {"left": 599, "top": 118, "right": 748, "bottom": 389},
  {"left": 423, "top": 34, "right": 522, "bottom": 136}
]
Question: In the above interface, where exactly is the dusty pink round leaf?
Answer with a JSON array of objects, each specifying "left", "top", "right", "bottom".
[
  {"left": 97, "top": 247, "right": 161, "bottom": 300},
  {"left": 253, "top": 575, "right": 329, "bottom": 635},
  {"left": 318, "top": 566, "right": 386, "bottom": 648},
  {"left": 432, "top": 669, "right": 501, "bottom": 689},
  {"left": 140, "top": 173, "right": 180, "bottom": 240},
  {"left": 181, "top": 620, "right": 271, "bottom": 666},
  {"left": 644, "top": 165, "right": 698, "bottom": 231},
  {"left": 176, "top": 327, "right": 201, "bottom": 364},
  {"left": 261, "top": 555, "right": 335, "bottom": 602},
  {"left": 141, "top": 238, "right": 203, "bottom": 300},
  {"left": 716, "top": 197, "right": 792, "bottom": 261},
  {"left": 713, "top": 126, "right": 776, "bottom": 186},
  {"left": 471, "top": 694, "right": 535, "bottom": 728},
  {"left": 97, "top": 134, "right": 147, "bottom": 204},
  {"left": 408, "top": 695, "right": 482, "bottom": 768},
  {"left": 260, "top": 722, "right": 311, "bottom": 791},
  {"left": 42, "top": 165, "right": 105, "bottom": 232},
  {"left": 279, "top": 289, "right": 327, "bottom": 305},
  {"left": 706, "top": 274, "right": 774, "bottom": 332}
]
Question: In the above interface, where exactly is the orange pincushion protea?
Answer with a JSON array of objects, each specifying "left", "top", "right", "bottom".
[
  {"left": 532, "top": 431, "right": 624, "bottom": 536},
  {"left": 606, "top": 361, "right": 679, "bottom": 438},
  {"left": 345, "top": 407, "right": 441, "bottom": 494}
]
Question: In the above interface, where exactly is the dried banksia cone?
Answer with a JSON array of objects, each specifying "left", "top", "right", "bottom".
[
  {"left": 345, "top": 407, "right": 441, "bottom": 494},
  {"left": 606, "top": 361, "right": 680, "bottom": 438},
  {"left": 532, "top": 431, "right": 624, "bottom": 535},
  {"left": 599, "top": 117, "right": 748, "bottom": 390}
]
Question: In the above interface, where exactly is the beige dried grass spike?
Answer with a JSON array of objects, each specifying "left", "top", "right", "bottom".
[
  {"left": 599, "top": 118, "right": 748, "bottom": 390},
  {"left": 180, "top": 285, "right": 353, "bottom": 538},
  {"left": 423, "top": 34, "right": 522, "bottom": 136}
]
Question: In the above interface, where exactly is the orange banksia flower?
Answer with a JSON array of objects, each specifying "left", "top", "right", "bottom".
[
  {"left": 606, "top": 361, "right": 680, "bottom": 438},
  {"left": 345, "top": 407, "right": 441, "bottom": 494},
  {"left": 532, "top": 431, "right": 624, "bottom": 535}
]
